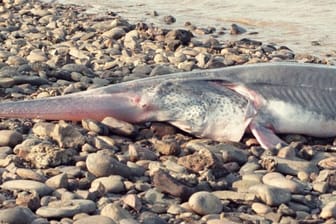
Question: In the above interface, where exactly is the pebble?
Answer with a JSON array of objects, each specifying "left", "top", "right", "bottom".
[
  {"left": 123, "top": 194, "right": 142, "bottom": 212},
  {"left": 101, "top": 203, "right": 134, "bottom": 222},
  {"left": 152, "top": 139, "right": 180, "bottom": 156},
  {"left": 36, "top": 199, "right": 96, "bottom": 218},
  {"left": 16, "top": 168, "right": 47, "bottom": 182},
  {"left": 51, "top": 122, "right": 86, "bottom": 148},
  {"left": 262, "top": 172, "right": 305, "bottom": 193},
  {"left": 0, "top": 207, "right": 36, "bottom": 224},
  {"left": 0, "top": 130, "right": 23, "bottom": 147},
  {"left": 261, "top": 156, "right": 318, "bottom": 175},
  {"left": 14, "top": 140, "right": 76, "bottom": 168},
  {"left": 188, "top": 191, "right": 223, "bottom": 215},
  {"left": 91, "top": 175, "right": 125, "bottom": 193},
  {"left": 152, "top": 170, "right": 195, "bottom": 201},
  {"left": 86, "top": 150, "right": 144, "bottom": 178},
  {"left": 230, "top": 23, "right": 246, "bottom": 35},
  {"left": 320, "top": 201, "right": 336, "bottom": 219},
  {"left": 212, "top": 190, "right": 256, "bottom": 201},
  {"left": 73, "top": 215, "right": 116, "bottom": 224},
  {"left": 1, "top": 180, "right": 52, "bottom": 196},
  {"left": 251, "top": 202, "right": 272, "bottom": 214},
  {"left": 101, "top": 116, "right": 136, "bottom": 136},
  {"left": 163, "top": 15, "right": 176, "bottom": 24},
  {"left": 249, "top": 184, "right": 291, "bottom": 206},
  {"left": 45, "top": 173, "right": 68, "bottom": 189},
  {"left": 178, "top": 148, "right": 223, "bottom": 172}
]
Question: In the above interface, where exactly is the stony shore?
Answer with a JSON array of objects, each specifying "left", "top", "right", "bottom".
[{"left": 0, "top": 0, "right": 336, "bottom": 223}]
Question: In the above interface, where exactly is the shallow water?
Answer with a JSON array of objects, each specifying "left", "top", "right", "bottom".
[{"left": 49, "top": 0, "right": 336, "bottom": 57}]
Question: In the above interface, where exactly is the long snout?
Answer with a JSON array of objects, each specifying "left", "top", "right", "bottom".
[{"left": 0, "top": 89, "right": 154, "bottom": 122}]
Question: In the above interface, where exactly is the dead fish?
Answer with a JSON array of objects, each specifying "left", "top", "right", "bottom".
[{"left": 0, "top": 62, "right": 335, "bottom": 149}]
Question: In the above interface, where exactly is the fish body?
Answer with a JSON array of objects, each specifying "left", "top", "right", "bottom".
[{"left": 0, "top": 62, "right": 335, "bottom": 148}]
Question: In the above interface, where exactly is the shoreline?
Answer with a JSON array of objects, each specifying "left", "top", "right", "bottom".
[
  {"left": 0, "top": 0, "right": 336, "bottom": 223},
  {"left": 44, "top": 0, "right": 336, "bottom": 58}
]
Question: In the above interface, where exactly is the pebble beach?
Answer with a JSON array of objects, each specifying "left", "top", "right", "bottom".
[{"left": 0, "top": 0, "right": 336, "bottom": 224}]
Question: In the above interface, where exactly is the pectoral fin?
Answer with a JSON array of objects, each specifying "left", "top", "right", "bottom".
[{"left": 249, "top": 121, "right": 287, "bottom": 149}]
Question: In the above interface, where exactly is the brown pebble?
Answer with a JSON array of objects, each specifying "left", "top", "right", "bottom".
[
  {"left": 123, "top": 194, "right": 142, "bottom": 212},
  {"left": 152, "top": 170, "right": 195, "bottom": 201},
  {"left": 151, "top": 139, "right": 180, "bottom": 156},
  {"left": 150, "top": 122, "right": 177, "bottom": 137},
  {"left": 178, "top": 149, "right": 225, "bottom": 172}
]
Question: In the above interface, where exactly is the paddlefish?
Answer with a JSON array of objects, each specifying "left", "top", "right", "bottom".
[{"left": 0, "top": 63, "right": 335, "bottom": 149}]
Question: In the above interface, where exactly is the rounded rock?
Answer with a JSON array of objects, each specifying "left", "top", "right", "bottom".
[
  {"left": 262, "top": 172, "right": 305, "bottom": 193},
  {"left": 91, "top": 175, "right": 125, "bottom": 193},
  {"left": 320, "top": 201, "right": 336, "bottom": 219},
  {"left": 251, "top": 202, "right": 272, "bottom": 214},
  {"left": 0, "top": 207, "right": 36, "bottom": 224},
  {"left": 36, "top": 199, "right": 96, "bottom": 218},
  {"left": 0, "top": 130, "right": 23, "bottom": 147},
  {"left": 188, "top": 191, "right": 223, "bottom": 215},
  {"left": 45, "top": 173, "right": 68, "bottom": 189},
  {"left": 101, "top": 203, "right": 133, "bottom": 222},
  {"left": 249, "top": 184, "right": 291, "bottom": 206},
  {"left": 101, "top": 117, "right": 136, "bottom": 136},
  {"left": 1, "top": 180, "right": 52, "bottom": 196},
  {"left": 86, "top": 150, "right": 141, "bottom": 178},
  {"left": 74, "top": 215, "right": 116, "bottom": 224}
]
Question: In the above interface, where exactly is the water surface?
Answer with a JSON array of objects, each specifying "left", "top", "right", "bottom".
[{"left": 50, "top": 0, "right": 336, "bottom": 57}]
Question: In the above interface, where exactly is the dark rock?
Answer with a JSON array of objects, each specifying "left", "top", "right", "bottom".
[
  {"left": 163, "top": 15, "right": 176, "bottom": 25},
  {"left": 152, "top": 170, "right": 195, "bottom": 201},
  {"left": 230, "top": 23, "right": 246, "bottom": 35}
]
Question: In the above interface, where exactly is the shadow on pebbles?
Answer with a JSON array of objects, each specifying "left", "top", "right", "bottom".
[{"left": 0, "top": 0, "right": 336, "bottom": 223}]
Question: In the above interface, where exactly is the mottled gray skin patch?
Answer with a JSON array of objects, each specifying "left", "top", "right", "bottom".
[{"left": 146, "top": 80, "right": 250, "bottom": 140}]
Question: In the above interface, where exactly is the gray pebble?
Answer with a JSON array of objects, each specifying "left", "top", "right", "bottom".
[
  {"left": 101, "top": 116, "right": 136, "bottom": 136},
  {"left": 91, "top": 175, "right": 125, "bottom": 193},
  {"left": 1, "top": 180, "right": 52, "bottom": 196},
  {"left": 0, "top": 207, "right": 36, "bottom": 224},
  {"left": 249, "top": 184, "right": 291, "bottom": 206},
  {"left": 16, "top": 168, "right": 47, "bottom": 182},
  {"left": 36, "top": 199, "right": 96, "bottom": 218},
  {"left": 188, "top": 191, "right": 223, "bottom": 215},
  {"left": 101, "top": 203, "right": 134, "bottom": 222},
  {"left": 163, "top": 15, "right": 176, "bottom": 25},
  {"left": 262, "top": 156, "right": 318, "bottom": 175},
  {"left": 62, "top": 63, "right": 92, "bottom": 75},
  {"left": 74, "top": 215, "right": 116, "bottom": 224},
  {"left": 140, "top": 212, "right": 168, "bottom": 224},
  {"left": 45, "top": 173, "right": 68, "bottom": 189},
  {"left": 120, "top": 218, "right": 141, "bottom": 224},
  {"left": 0, "top": 77, "right": 15, "bottom": 87},
  {"left": 262, "top": 172, "right": 305, "bottom": 193},
  {"left": 212, "top": 190, "right": 256, "bottom": 201},
  {"left": 81, "top": 119, "right": 105, "bottom": 134},
  {"left": 86, "top": 150, "right": 144, "bottom": 178},
  {"left": 232, "top": 179, "right": 261, "bottom": 192},
  {"left": 0, "top": 130, "right": 23, "bottom": 147}
]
